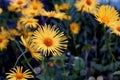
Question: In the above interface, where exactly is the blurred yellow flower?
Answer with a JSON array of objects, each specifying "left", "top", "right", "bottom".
[
  {"left": 32, "top": 24, "right": 68, "bottom": 56},
  {"left": 95, "top": 5, "right": 119, "bottom": 27},
  {"left": 28, "top": 0, "right": 44, "bottom": 16},
  {"left": 0, "top": 8, "right": 3, "bottom": 14},
  {"left": 43, "top": 11, "right": 56, "bottom": 18},
  {"left": 9, "top": 29, "right": 20, "bottom": 36},
  {"left": 54, "top": 12, "right": 71, "bottom": 20},
  {"left": 59, "top": 3, "right": 70, "bottom": 11},
  {"left": 6, "top": 66, "right": 34, "bottom": 80},
  {"left": 0, "top": 35, "right": 9, "bottom": 51},
  {"left": 0, "top": 27, "right": 13, "bottom": 41},
  {"left": 55, "top": 3, "right": 70, "bottom": 12},
  {"left": 8, "top": 4, "right": 18, "bottom": 12},
  {"left": 49, "top": 61, "right": 56, "bottom": 67},
  {"left": 21, "top": 36, "right": 42, "bottom": 61},
  {"left": 75, "top": 0, "right": 98, "bottom": 14},
  {"left": 21, "top": 8, "right": 37, "bottom": 17},
  {"left": 9, "top": 0, "right": 28, "bottom": 12},
  {"left": 110, "top": 22, "right": 120, "bottom": 36},
  {"left": 70, "top": 22, "right": 80, "bottom": 34},
  {"left": 19, "top": 17, "right": 39, "bottom": 28}
]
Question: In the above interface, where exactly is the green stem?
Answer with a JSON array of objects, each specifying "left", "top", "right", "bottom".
[
  {"left": 42, "top": 58, "right": 47, "bottom": 80},
  {"left": 61, "top": 59, "right": 66, "bottom": 80},
  {"left": 14, "top": 40, "right": 35, "bottom": 73},
  {"left": 14, "top": 50, "right": 27, "bottom": 67},
  {"left": 104, "top": 25, "right": 116, "bottom": 62}
]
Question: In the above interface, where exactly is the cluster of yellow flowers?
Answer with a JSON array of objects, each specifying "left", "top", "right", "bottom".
[
  {"left": 1, "top": 0, "right": 120, "bottom": 79},
  {"left": 75, "top": 0, "right": 120, "bottom": 36},
  {"left": 0, "top": 0, "right": 70, "bottom": 79},
  {"left": 95, "top": 5, "right": 120, "bottom": 36}
]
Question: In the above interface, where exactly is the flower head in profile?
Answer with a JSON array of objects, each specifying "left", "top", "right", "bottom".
[
  {"left": 54, "top": 12, "right": 71, "bottom": 20},
  {"left": 75, "top": 0, "right": 98, "bottom": 14},
  {"left": 6, "top": 66, "right": 34, "bottom": 80},
  {"left": 19, "top": 17, "right": 39, "bottom": 28},
  {"left": 110, "top": 21, "right": 120, "bottom": 36},
  {"left": 32, "top": 24, "right": 68, "bottom": 56},
  {"left": 55, "top": 3, "right": 70, "bottom": 12},
  {"left": 21, "top": 36, "right": 42, "bottom": 61},
  {"left": 0, "top": 35, "right": 9, "bottom": 51},
  {"left": 70, "top": 22, "right": 80, "bottom": 34},
  {"left": 59, "top": 3, "right": 70, "bottom": 11},
  {"left": 95, "top": 5, "right": 119, "bottom": 27},
  {"left": 0, "top": 27, "right": 10, "bottom": 51}
]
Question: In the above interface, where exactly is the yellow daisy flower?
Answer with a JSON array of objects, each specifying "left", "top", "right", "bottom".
[
  {"left": 6, "top": 66, "right": 34, "bottom": 80},
  {"left": 0, "top": 27, "right": 13, "bottom": 41},
  {"left": 21, "top": 8, "right": 38, "bottom": 17},
  {"left": 75, "top": 0, "right": 98, "bottom": 14},
  {"left": 32, "top": 24, "right": 68, "bottom": 56},
  {"left": 9, "top": 0, "right": 28, "bottom": 12},
  {"left": 70, "top": 22, "right": 80, "bottom": 34},
  {"left": 42, "top": 10, "right": 56, "bottom": 18},
  {"left": 0, "top": 35, "right": 9, "bottom": 51},
  {"left": 110, "top": 21, "right": 120, "bottom": 36},
  {"left": 95, "top": 5, "right": 119, "bottom": 27},
  {"left": 54, "top": 12, "right": 71, "bottom": 20},
  {"left": 21, "top": 36, "right": 42, "bottom": 61},
  {"left": 8, "top": 4, "right": 18, "bottom": 12},
  {"left": 19, "top": 17, "right": 39, "bottom": 28},
  {"left": 28, "top": 0, "right": 44, "bottom": 16}
]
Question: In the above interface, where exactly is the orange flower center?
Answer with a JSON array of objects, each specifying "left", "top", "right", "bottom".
[
  {"left": 71, "top": 25, "right": 77, "bottom": 31},
  {"left": 101, "top": 16, "right": 110, "bottom": 24},
  {"left": 117, "top": 26, "right": 120, "bottom": 32},
  {"left": 86, "top": 0, "right": 92, "bottom": 5},
  {"left": 0, "top": 38, "right": 2, "bottom": 43},
  {"left": 44, "top": 37, "right": 53, "bottom": 47},
  {"left": 17, "top": 0, "right": 23, "bottom": 5},
  {"left": 27, "top": 19, "right": 33, "bottom": 23},
  {"left": 48, "top": 13, "right": 54, "bottom": 17},
  {"left": 33, "top": 6, "right": 38, "bottom": 10},
  {"left": 16, "top": 72, "right": 23, "bottom": 79}
]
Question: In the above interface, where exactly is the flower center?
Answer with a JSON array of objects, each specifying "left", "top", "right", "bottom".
[
  {"left": 44, "top": 37, "right": 53, "bottom": 47},
  {"left": 48, "top": 12, "right": 54, "bottom": 17},
  {"left": 0, "top": 38, "right": 2, "bottom": 43},
  {"left": 101, "top": 16, "right": 110, "bottom": 24},
  {"left": 27, "top": 19, "right": 33, "bottom": 23},
  {"left": 71, "top": 25, "right": 77, "bottom": 31},
  {"left": 117, "top": 26, "right": 120, "bottom": 32},
  {"left": 17, "top": 0, "right": 23, "bottom": 5},
  {"left": 33, "top": 6, "right": 38, "bottom": 10},
  {"left": 86, "top": 0, "right": 92, "bottom": 5},
  {"left": 16, "top": 72, "right": 23, "bottom": 79}
]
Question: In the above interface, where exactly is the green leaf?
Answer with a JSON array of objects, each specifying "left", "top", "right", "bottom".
[
  {"left": 73, "top": 58, "right": 85, "bottom": 71},
  {"left": 113, "top": 71, "right": 120, "bottom": 75},
  {"left": 82, "top": 44, "right": 90, "bottom": 51},
  {"left": 50, "top": 55, "right": 66, "bottom": 61}
]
